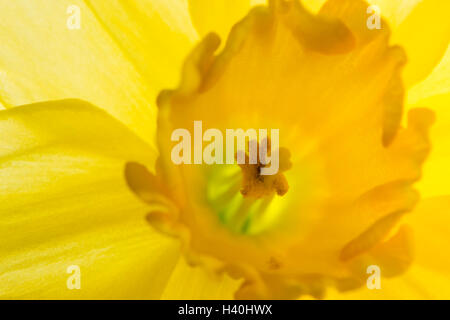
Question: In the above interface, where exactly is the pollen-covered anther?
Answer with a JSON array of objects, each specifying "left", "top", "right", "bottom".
[{"left": 238, "top": 143, "right": 291, "bottom": 199}]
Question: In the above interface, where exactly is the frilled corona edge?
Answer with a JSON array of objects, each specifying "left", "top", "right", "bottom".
[{"left": 126, "top": 0, "right": 435, "bottom": 299}]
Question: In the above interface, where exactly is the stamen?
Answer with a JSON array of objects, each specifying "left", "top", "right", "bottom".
[
  {"left": 239, "top": 162, "right": 289, "bottom": 198},
  {"left": 238, "top": 142, "right": 291, "bottom": 199}
]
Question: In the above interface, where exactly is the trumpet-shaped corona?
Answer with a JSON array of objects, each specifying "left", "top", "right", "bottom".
[{"left": 125, "top": 0, "right": 435, "bottom": 299}]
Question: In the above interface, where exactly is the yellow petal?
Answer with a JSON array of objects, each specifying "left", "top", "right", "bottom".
[
  {"left": 298, "top": 0, "right": 421, "bottom": 26},
  {"left": 406, "top": 196, "right": 450, "bottom": 276},
  {"left": 188, "top": 0, "right": 251, "bottom": 40},
  {"left": 85, "top": 0, "right": 198, "bottom": 93},
  {"left": 407, "top": 93, "right": 450, "bottom": 198},
  {"left": 328, "top": 196, "right": 450, "bottom": 299},
  {"left": 161, "top": 258, "right": 241, "bottom": 300},
  {"left": 367, "top": 0, "right": 422, "bottom": 29},
  {"left": 389, "top": 0, "right": 450, "bottom": 87},
  {"left": 0, "top": 0, "right": 196, "bottom": 145},
  {"left": 326, "top": 264, "right": 450, "bottom": 299},
  {"left": 348, "top": 0, "right": 450, "bottom": 88},
  {"left": 408, "top": 45, "right": 450, "bottom": 105},
  {"left": 0, "top": 100, "right": 179, "bottom": 298},
  {"left": 406, "top": 45, "right": 450, "bottom": 198}
]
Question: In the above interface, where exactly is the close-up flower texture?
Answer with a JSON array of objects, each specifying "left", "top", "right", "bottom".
[{"left": 0, "top": 0, "right": 449, "bottom": 300}]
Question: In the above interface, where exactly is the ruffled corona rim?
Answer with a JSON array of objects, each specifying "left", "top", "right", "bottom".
[{"left": 126, "top": 0, "right": 435, "bottom": 299}]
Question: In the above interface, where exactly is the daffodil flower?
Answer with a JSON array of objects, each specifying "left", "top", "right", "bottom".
[{"left": 0, "top": 0, "right": 449, "bottom": 299}]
